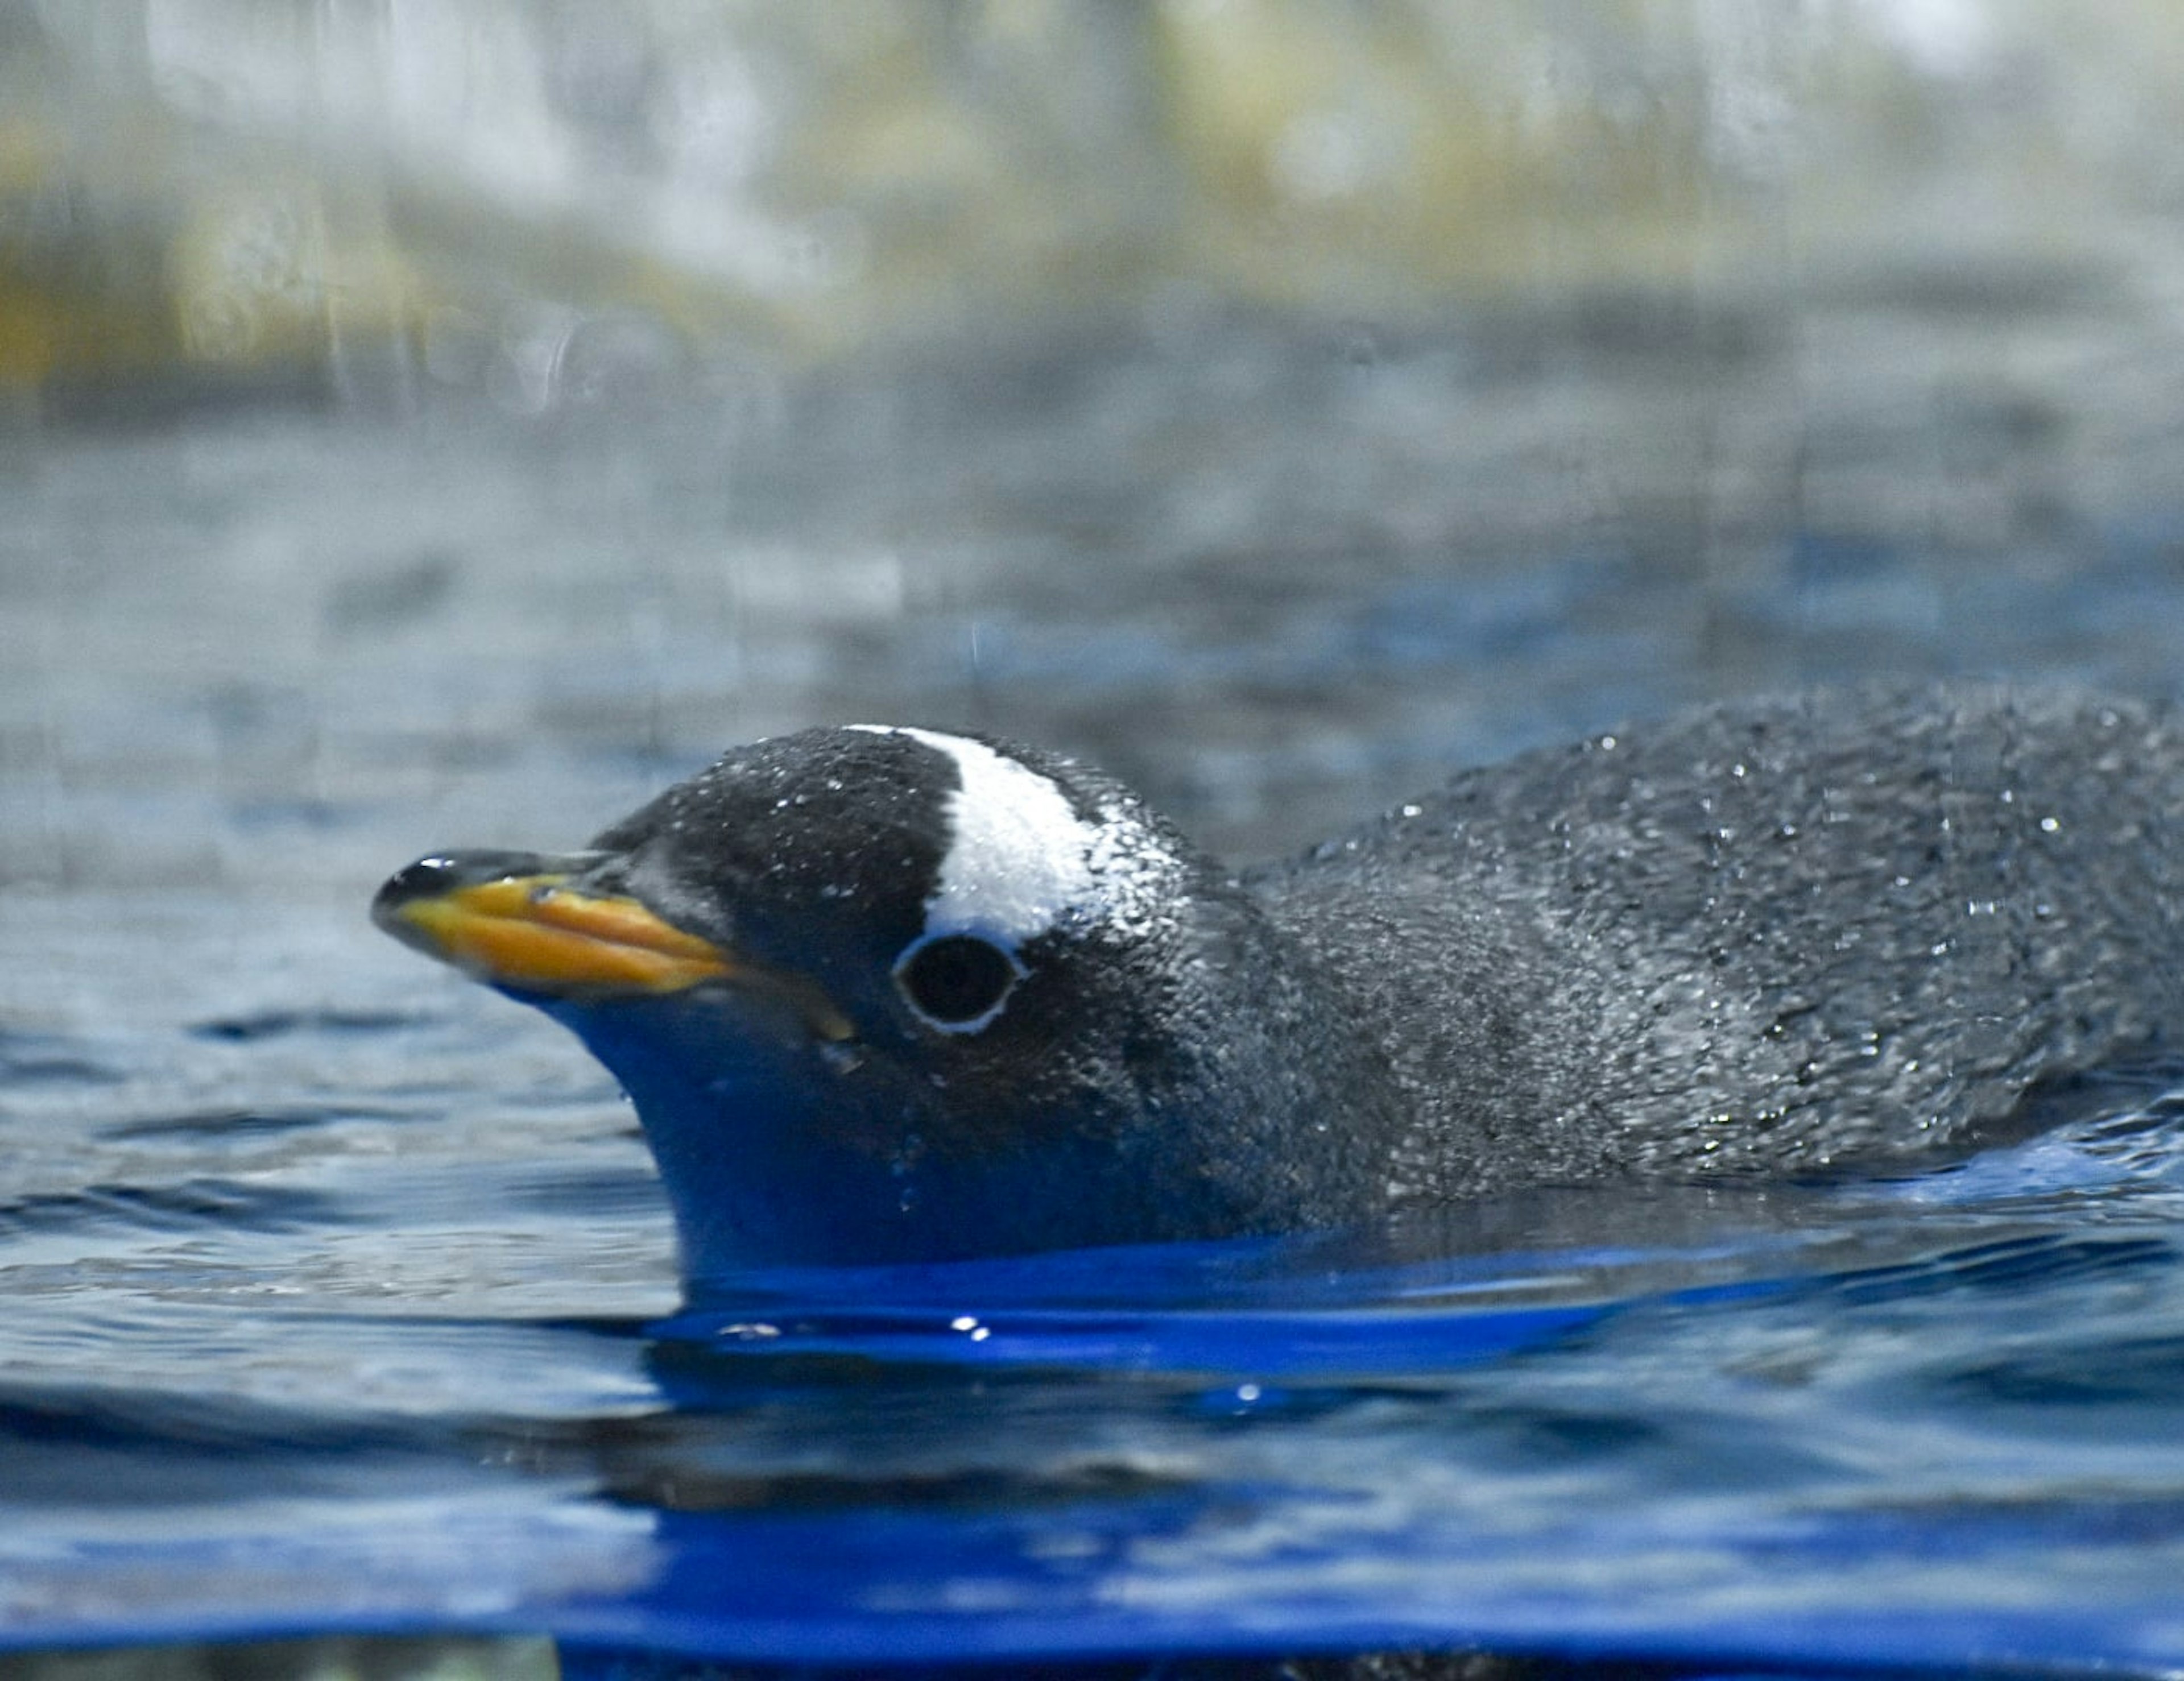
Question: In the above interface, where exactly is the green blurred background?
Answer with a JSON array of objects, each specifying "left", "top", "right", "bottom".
[{"left": 9, "top": 0, "right": 2184, "bottom": 405}]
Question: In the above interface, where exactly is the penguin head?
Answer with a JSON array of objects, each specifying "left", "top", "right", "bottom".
[{"left": 374, "top": 726, "right": 1380, "bottom": 1274}]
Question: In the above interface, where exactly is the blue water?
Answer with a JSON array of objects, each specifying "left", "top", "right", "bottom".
[
  {"left": 13, "top": 317, "right": 2184, "bottom": 1676},
  {"left": 10, "top": 900, "right": 2184, "bottom": 1678}
]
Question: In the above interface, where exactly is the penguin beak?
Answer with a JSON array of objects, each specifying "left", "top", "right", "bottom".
[{"left": 371, "top": 851, "right": 854, "bottom": 1040}]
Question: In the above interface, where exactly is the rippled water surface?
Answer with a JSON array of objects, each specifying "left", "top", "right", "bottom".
[
  {"left": 11, "top": 307, "right": 2184, "bottom": 1678},
  {"left": 13, "top": 906, "right": 2184, "bottom": 1676}
]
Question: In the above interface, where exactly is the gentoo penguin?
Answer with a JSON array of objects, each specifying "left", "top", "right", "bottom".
[{"left": 373, "top": 685, "right": 2184, "bottom": 1272}]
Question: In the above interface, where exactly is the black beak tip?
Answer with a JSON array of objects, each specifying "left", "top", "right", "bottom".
[
  {"left": 375, "top": 854, "right": 454, "bottom": 906},
  {"left": 370, "top": 855, "right": 473, "bottom": 946},
  {"left": 369, "top": 848, "right": 611, "bottom": 934}
]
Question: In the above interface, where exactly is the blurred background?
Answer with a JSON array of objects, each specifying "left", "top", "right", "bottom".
[{"left": 10, "top": 0, "right": 2184, "bottom": 905}]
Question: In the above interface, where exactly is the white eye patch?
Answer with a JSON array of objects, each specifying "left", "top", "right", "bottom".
[{"left": 847, "top": 726, "right": 1099, "bottom": 946}]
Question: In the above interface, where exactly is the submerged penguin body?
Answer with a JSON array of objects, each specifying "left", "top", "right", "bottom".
[{"left": 375, "top": 686, "right": 2184, "bottom": 1272}]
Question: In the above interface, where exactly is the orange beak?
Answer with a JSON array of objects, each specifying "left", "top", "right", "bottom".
[
  {"left": 375, "top": 868, "right": 736, "bottom": 997},
  {"left": 374, "top": 853, "right": 857, "bottom": 1042}
]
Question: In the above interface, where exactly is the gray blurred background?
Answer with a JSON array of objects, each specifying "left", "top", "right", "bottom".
[{"left": 9, "top": 0, "right": 2184, "bottom": 904}]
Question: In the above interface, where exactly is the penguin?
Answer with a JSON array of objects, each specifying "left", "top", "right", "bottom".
[{"left": 374, "top": 684, "right": 2184, "bottom": 1273}]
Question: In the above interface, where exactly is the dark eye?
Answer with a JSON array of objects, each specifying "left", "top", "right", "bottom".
[{"left": 894, "top": 933, "right": 1021, "bottom": 1031}]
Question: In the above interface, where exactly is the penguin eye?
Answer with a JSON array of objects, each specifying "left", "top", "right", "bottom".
[{"left": 894, "top": 933, "right": 1021, "bottom": 1032}]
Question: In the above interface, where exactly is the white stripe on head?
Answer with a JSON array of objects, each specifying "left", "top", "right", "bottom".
[{"left": 847, "top": 726, "right": 1099, "bottom": 946}]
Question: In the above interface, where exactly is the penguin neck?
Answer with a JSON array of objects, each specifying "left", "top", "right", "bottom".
[
  {"left": 1245, "top": 866, "right": 1607, "bottom": 1202},
  {"left": 1144, "top": 872, "right": 1420, "bottom": 1232},
  {"left": 533, "top": 993, "right": 913, "bottom": 1269},
  {"left": 537, "top": 976, "right": 1374, "bottom": 1273}
]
